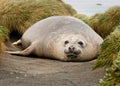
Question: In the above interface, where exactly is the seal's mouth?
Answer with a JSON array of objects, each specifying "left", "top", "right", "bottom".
[
  {"left": 64, "top": 49, "right": 81, "bottom": 59},
  {"left": 66, "top": 54, "right": 79, "bottom": 58}
]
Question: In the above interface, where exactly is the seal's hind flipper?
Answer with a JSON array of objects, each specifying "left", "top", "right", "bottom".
[
  {"left": 6, "top": 43, "right": 35, "bottom": 56},
  {"left": 12, "top": 39, "right": 22, "bottom": 46}
]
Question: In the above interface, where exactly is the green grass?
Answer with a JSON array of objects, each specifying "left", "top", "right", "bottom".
[
  {"left": 93, "top": 25, "right": 120, "bottom": 86},
  {"left": 0, "top": 25, "right": 9, "bottom": 54},
  {"left": 93, "top": 25, "right": 120, "bottom": 69},
  {"left": 99, "top": 51, "right": 120, "bottom": 86}
]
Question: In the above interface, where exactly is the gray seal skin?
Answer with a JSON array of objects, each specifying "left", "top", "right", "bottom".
[{"left": 8, "top": 16, "right": 103, "bottom": 61}]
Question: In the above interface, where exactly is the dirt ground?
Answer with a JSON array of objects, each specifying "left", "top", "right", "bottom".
[{"left": 0, "top": 53, "right": 105, "bottom": 86}]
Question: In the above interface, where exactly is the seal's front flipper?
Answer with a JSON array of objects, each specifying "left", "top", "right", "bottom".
[
  {"left": 12, "top": 39, "right": 22, "bottom": 46},
  {"left": 6, "top": 43, "right": 35, "bottom": 56}
]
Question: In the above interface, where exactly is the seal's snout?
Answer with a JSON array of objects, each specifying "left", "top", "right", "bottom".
[
  {"left": 64, "top": 45, "right": 81, "bottom": 58},
  {"left": 68, "top": 46, "right": 75, "bottom": 52}
]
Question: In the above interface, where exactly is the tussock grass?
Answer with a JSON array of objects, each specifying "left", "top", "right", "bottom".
[
  {"left": 0, "top": 0, "right": 76, "bottom": 34},
  {"left": 0, "top": 42, "right": 5, "bottom": 54},
  {"left": 74, "top": 14, "right": 89, "bottom": 24},
  {"left": 93, "top": 25, "right": 120, "bottom": 69},
  {"left": 93, "top": 25, "right": 120, "bottom": 86},
  {"left": 89, "top": 6, "right": 120, "bottom": 86},
  {"left": 0, "top": 25, "right": 9, "bottom": 54},
  {"left": 99, "top": 51, "right": 120, "bottom": 86},
  {"left": 88, "top": 6, "right": 120, "bottom": 38}
]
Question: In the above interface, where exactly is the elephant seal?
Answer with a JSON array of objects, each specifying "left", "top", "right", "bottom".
[{"left": 7, "top": 16, "right": 103, "bottom": 61}]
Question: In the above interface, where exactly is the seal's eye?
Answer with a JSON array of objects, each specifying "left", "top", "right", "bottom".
[
  {"left": 78, "top": 41, "right": 86, "bottom": 48},
  {"left": 78, "top": 41, "right": 83, "bottom": 46},
  {"left": 64, "top": 40, "right": 69, "bottom": 45}
]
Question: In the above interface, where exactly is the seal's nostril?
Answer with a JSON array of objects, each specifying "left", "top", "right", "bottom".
[
  {"left": 74, "top": 50, "right": 81, "bottom": 55},
  {"left": 69, "top": 47, "right": 71, "bottom": 51},
  {"left": 69, "top": 46, "right": 75, "bottom": 52},
  {"left": 74, "top": 52, "right": 77, "bottom": 55},
  {"left": 69, "top": 47, "right": 72, "bottom": 52},
  {"left": 73, "top": 47, "right": 75, "bottom": 50}
]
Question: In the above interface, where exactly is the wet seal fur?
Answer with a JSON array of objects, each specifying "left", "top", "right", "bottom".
[{"left": 7, "top": 16, "right": 103, "bottom": 61}]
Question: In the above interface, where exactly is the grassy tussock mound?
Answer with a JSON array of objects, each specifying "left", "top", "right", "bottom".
[
  {"left": 75, "top": 6, "right": 120, "bottom": 38},
  {"left": 93, "top": 25, "right": 120, "bottom": 86},
  {"left": 100, "top": 51, "right": 120, "bottom": 86},
  {"left": 88, "top": 6, "right": 120, "bottom": 38},
  {"left": 94, "top": 25, "right": 120, "bottom": 69},
  {"left": 99, "top": 51, "right": 120, "bottom": 86},
  {"left": 0, "top": 0, "right": 76, "bottom": 34},
  {"left": 0, "top": 26, "right": 9, "bottom": 54}
]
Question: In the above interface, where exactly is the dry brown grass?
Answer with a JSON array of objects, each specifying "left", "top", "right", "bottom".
[
  {"left": 0, "top": 0, "right": 76, "bottom": 34},
  {"left": 88, "top": 6, "right": 120, "bottom": 38},
  {"left": 74, "top": 14, "right": 89, "bottom": 24}
]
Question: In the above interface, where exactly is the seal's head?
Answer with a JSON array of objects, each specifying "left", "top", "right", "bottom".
[
  {"left": 62, "top": 34, "right": 88, "bottom": 61},
  {"left": 64, "top": 39, "right": 85, "bottom": 59},
  {"left": 52, "top": 33, "right": 100, "bottom": 61},
  {"left": 52, "top": 34, "right": 98, "bottom": 61}
]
